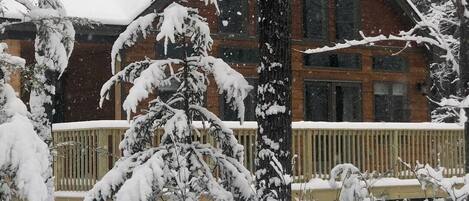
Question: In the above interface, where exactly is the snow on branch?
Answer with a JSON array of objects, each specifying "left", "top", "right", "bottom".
[
  {"left": 398, "top": 157, "right": 469, "bottom": 200},
  {"left": 304, "top": 30, "right": 441, "bottom": 53},
  {"left": 111, "top": 13, "right": 157, "bottom": 74},
  {"left": 84, "top": 148, "right": 162, "bottom": 201},
  {"left": 195, "top": 144, "right": 256, "bottom": 200},
  {"left": 201, "top": 56, "right": 253, "bottom": 123},
  {"left": 0, "top": 43, "right": 26, "bottom": 83},
  {"left": 119, "top": 100, "right": 173, "bottom": 157},
  {"left": 190, "top": 105, "right": 244, "bottom": 161},
  {"left": 304, "top": 22, "right": 458, "bottom": 73},
  {"left": 156, "top": 3, "right": 189, "bottom": 54},
  {"left": 329, "top": 164, "right": 378, "bottom": 201},
  {"left": 156, "top": 3, "right": 213, "bottom": 56},
  {"left": 122, "top": 60, "right": 180, "bottom": 118},
  {"left": 0, "top": 114, "right": 50, "bottom": 201},
  {"left": 99, "top": 58, "right": 181, "bottom": 115},
  {"left": 113, "top": 150, "right": 167, "bottom": 201}
]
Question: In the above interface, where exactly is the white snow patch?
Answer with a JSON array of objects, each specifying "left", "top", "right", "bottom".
[
  {"left": 54, "top": 191, "right": 87, "bottom": 198},
  {"left": 0, "top": 0, "right": 155, "bottom": 25},
  {"left": 222, "top": 20, "right": 229, "bottom": 26},
  {"left": 53, "top": 120, "right": 464, "bottom": 131},
  {"left": 292, "top": 177, "right": 465, "bottom": 190}
]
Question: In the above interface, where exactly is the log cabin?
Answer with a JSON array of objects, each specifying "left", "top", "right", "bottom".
[{"left": 0, "top": 0, "right": 430, "bottom": 123}]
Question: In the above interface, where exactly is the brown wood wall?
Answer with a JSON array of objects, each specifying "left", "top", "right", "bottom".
[
  {"left": 122, "top": 0, "right": 430, "bottom": 122},
  {"left": 9, "top": 0, "right": 429, "bottom": 122}
]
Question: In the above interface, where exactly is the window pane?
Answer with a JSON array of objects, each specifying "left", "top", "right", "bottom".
[
  {"left": 374, "top": 95, "right": 390, "bottom": 122},
  {"left": 336, "top": 85, "right": 362, "bottom": 122},
  {"left": 220, "top": 47, "right": 259, "bottom": 63},
  {"left": 373, "top": 82, "right": 389, "bottom": 95},
  {"left": 305, "top": 83, "right": 329, "bottom": 121},
  {"left": 373, "top": 56, "right": 407, "bottom": 71},
  {"left": 304, "top": 53, "right": 361, "bottom": 69},
  {"left": 304, "top": 0, "right": 327, "bottom": 39},
  {"left": 221, "top": 78, "right": 257, "bottom": 121},
  {"left": 390, "top": 96, "right": 408, "bottom": 122},
  {"left": 374, "top": 82, "right": 409, "bottom": 122},
  {"left": 336, "top": 0, "right": 358, "bottom": 40},
  {"left": 219, "top": 0, "right": 245, "bottom": 34},
  {"left": 392, "top": 83, "right": 406, "bottom": 96}
]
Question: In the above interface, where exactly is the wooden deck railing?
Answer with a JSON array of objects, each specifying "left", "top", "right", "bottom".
[{"left": 52, "top": 121, "right": 465, "bottom": 191}]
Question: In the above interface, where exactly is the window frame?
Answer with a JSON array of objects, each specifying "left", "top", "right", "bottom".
[
  {"left": 372, "top": 55, "right": 409, "bottom": 73},
  {"left": 303, "top": 52, "right": 362, "bottom": 70},
  {"left": 372, "top": 81, "right": 410, "bottom": 122},
  {"left": 302, "top": 0, "right": 329, "bottom": 41},
  {"left": 219, "top": 46, "right": 259, "bottom": 64},
  {"left": 304, "top": 80, "right": 363, "bottom": 122},
  {"left": 334, "top": 0, "right": 361, "bottom": 41}
]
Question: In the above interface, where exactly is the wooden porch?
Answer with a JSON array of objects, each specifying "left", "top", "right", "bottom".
[{"left": 51, "top": 121, "right": 465, "bottom": 200}]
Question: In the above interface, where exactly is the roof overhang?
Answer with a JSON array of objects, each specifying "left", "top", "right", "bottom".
[{"left": 0, "top": 18, "right": 126, "bottom": 42}]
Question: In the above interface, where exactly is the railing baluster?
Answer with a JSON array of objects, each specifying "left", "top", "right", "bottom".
[{"left": 51, "top": 121, "right": 465, "bottom": 192}]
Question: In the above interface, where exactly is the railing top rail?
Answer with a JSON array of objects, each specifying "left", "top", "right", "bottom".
[{"left": 52, "top": 120, "right": 464, "bottom": 131}]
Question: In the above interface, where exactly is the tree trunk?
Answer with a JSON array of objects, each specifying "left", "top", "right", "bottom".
[
  {"left": 29, "top": 68, "right": 57, "bottom": 201},
  {"left": 255, "top": 0, "right": 292, "bottom": 200},
  {"left": 458, "top": 0, "right": 469, "bottom": 173}
]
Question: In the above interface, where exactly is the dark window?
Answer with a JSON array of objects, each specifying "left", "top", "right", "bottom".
[
  {"left": 218, "top": 0, "right": 246, "bottom": 34},
  {"left": 220, "top": 47, "right": 259, "bottom": 63},
  {"left": 221, "top": 78, "right": 257, "bottom": 121},
  {"left": 155, "top": 43, "right": 187, "bottom": 59},
  {"left": 374, "top": 82, "right": 409, "bottom": 122},
  {"left": 305, "top": 81, "right": 362, "bottom": 122},
  {"left": 303, "top": 0, "right": 327, "bottom": 40},
  {"left": 53, "top": 81, "right": 65, "bottom": 123},
  {"left": 335, "top": 0, "right": 359, "bottom": 40},
  {"left": 373, "top": 56, "right": 408, "bottom": 72},
  {"left": 304, "top": 53, "right": 361, "bottom": 69},
  {"left": 157, "top": 79, "right": 180, "bottom": 103}
]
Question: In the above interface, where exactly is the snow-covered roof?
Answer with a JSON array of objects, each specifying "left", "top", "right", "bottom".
[{"left": 0, "top": 0, "right": 155, "bottom": 25}]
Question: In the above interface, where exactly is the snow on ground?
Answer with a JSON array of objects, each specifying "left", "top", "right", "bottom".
[
  {"left": 54, "top": 177, "right": 466, "bottom": 196},
  {"left": 53, "top": 120, "right": 463, "bottom": 131},
  {"left": 292, "top": 177, "right": 465, "bottom": 190},
  {"left": 54, "top": 191, "right": 87, "bottom": 198},
  {"left": 0, "top": 0, "right": 154, "bottom": 25}
]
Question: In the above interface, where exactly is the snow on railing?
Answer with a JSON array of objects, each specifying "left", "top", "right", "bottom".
[{"left": 52, "top": 120, "right": 464, "bottom": 131}]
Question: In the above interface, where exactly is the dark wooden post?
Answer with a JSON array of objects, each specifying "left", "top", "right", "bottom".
[{"left": 255, "top": 0, "right": 293, "bottom": 199}]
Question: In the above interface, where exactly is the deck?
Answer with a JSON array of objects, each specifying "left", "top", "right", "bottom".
[{"left": 51, "top": 121, "right": 465, "bottom": 200}]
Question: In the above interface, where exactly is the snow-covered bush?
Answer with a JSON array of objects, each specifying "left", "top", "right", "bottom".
[
  {"left": 399, "top": 157, "right": 469, "bottom": 200},
  {"left": 329, "top": 164, "right": 375, "bottom": 201},
  {"left": 86, "top": 2, "right": 256, "bottom": 200},
  {"left": 0, "top": 43, "right": 50, "bottom": 201}
]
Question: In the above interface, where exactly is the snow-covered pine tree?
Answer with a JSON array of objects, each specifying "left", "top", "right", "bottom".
[
  {"left": 0, "top": 1, "right": 76, "bottom": 199},
  {"left": 85, "top": 2, "right": 256, "bottom": 200},
  {"left": 9, "top": 0, "right": 76, "bottom": 146},
  {"left": 0, "top": 43, "right": 51, "bottom": 201}
]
